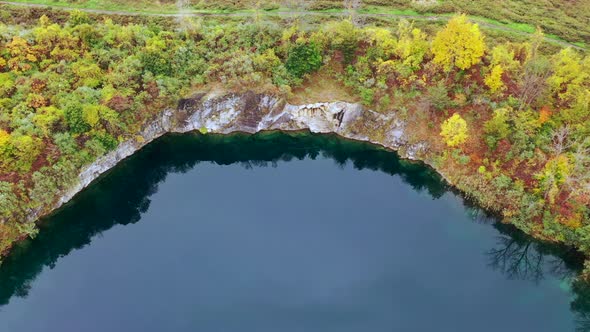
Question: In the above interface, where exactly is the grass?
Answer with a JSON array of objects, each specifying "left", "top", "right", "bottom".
[
  {"left": 4, "top": 0, "right": 183, "bottom": 14},
  {"left": 359, "top": 6, "right": 422, "bottom": 16},
  {"left": 289, "top": 65, "right": 359, "bottom": 105},
  {"left": 470, "top": 16, "right": 536, "bottom": 34},
  {"left": 1, "top": 0, "right": 588, "bottom": 48},
  {"left": 465, "top": 15, "right": 587, "bottom": 49},
  {"left": 1, "top": 0, "right": 278, "bottom": 14},
  {"left": 376, "top": 0, "right": 590, "bottom": 44}
]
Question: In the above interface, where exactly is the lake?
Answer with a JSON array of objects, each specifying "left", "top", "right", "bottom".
[{"left": 0, "top": 132, "right": 588, "bottom": 332}]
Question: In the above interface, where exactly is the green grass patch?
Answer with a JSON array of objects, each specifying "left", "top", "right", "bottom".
[{"left": 2, "top": 0, "right": 588, "bottom": 49}]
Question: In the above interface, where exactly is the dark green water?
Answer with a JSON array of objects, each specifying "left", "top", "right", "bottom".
[{"left": 0, "top": 132, "right": 589, "bottom": 332}]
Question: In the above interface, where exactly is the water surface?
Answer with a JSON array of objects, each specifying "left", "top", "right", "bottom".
[{"left": 0, "top": 132, "right": 587, "bottom": 332}]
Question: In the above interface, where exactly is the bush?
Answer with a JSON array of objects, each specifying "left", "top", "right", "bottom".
[
  {"left": 426, "top": 83, "right": 451, "bottom": 111},
  {"left": 285, "top": 42, "right": 323, "bottom": 79},
  {"left": 359, "top": 88, "right": 375, "bottom": 106},
  {"left": 325, "top": 20, "right": 359, "bottom": 64},
  {"left": 484, "top": 108, "right": 511, "bottom": 149},
  {"left": 92, "top": 131, "right": 118, "bottom": 152},
  {"left": 53, "top": 132, "right": 79, "bottom": 156},
  {"left": 64, "top": 102, "right": 90, "bottom": 134}
]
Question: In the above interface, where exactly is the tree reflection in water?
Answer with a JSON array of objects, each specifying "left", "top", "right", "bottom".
[
  {"left": 487, "top": 222, "right": 581, "bottom": 283},
  {"left": 485, "top": 220, "right": 589, "bottom": 330}
]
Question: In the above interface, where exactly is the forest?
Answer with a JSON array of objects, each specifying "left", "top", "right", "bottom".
[{"left": 0, "top": 5, "right": 589, "bottom": 275}]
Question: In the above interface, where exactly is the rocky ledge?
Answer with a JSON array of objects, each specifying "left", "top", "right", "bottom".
[{"left": 30, "top": 91, "right": 431, "bottom": 224}]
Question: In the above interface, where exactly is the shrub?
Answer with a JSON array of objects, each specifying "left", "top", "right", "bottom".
[
  {"left": 484, "top": 108, "right": 511, "bottom": 149},
  {"left": 426, "top": 83, "right": 451, "bottom": 111},
  {"left": 285, "top": 42, "right": 323, "bottom": 78}
]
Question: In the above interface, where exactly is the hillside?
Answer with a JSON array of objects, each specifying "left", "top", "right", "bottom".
[{"left": 1, "top": 0, "right": 589, "bottom": 47}]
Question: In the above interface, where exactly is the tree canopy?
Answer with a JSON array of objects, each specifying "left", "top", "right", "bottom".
[{"left": 432, "top": 14, "right": 486, "bottom": 72}]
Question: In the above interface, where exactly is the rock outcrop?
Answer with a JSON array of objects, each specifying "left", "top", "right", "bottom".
[{"left": 32, "top": 91, "right": 429, "bottom": 224}]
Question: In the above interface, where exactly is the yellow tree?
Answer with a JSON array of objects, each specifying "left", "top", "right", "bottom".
[
  {"left": 440, "top": 113, "right": 468, "bottom": 147},
  {"left": 547, "top": 48, "right": 589, "bottom": 104},
  {"left": 484, "top": 64, "right": 505, "bottom": 93},
  {"left": 33, "top": 106, "right": 64, "bottom": 137},
  {"left": 395, "top": 20, "right": 429, "bottom": 75},
  {"left": 8, "top": 134, "right": 41, "bottom": 172},
  {"left": 0, "top": 129, "right": 9, "bottom": 150},
  {"left": 364, "top": 27, "right": 397, "bottom": 58},
  {"left": 536, "top": 154, "right": 573, "bottom": 204},
  {"left": 6, "top": 36, "right": 38, "bottom": 72},
  {"left": 490, "top": 44, "right": 519, "bottom": 72},
  {"left": 432, "top": 15, "right": 485, "bottom": 72}
]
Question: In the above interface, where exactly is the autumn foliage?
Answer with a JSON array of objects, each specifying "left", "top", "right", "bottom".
[{"left": 0, "top": 11, "right": 589, "bottom": 270}]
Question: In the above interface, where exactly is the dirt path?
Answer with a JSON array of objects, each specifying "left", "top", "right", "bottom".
[{"left": 0, "top": 0, "right": 585, "bottom": 50}]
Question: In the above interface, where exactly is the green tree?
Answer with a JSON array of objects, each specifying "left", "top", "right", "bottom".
[
  {"left": 32, "top": 106, "right": 65, "bottom": 137},
  {"left": 72, "top": 60, "right": 103, "bottom": 88},
  {"left": 518, "top": 28, "right": 551, "bottom": 109},
  {"left": 64, "top": 102, "right": 90, "bottom": 134},
  {"left": 53, "top": 132, "right": 79, "bottom": 156},
  {"left": 141, "top": 35, "right": 172, "bottom": 76},
  {"left": 0, "top": 182, "right": 19, "bottom": 223},
  {"left": 0, "top": 73, "right": 15, "bottom": 97},
  {"left": 324, "top": 20, "right": 359, "bottom": 64},
  {"left": 285, "top": 42, "right": 322, "bottom": 78},
  {"left": 425, "top": 83, "right": 451, "bottom": 111},
  {"left": 484, "top": 108, "right": 511, "bottom": 149}
]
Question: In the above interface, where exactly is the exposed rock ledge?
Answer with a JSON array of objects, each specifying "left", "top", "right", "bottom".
[{"left": 30, "top": 91, "right": 433, "bottom": 224}]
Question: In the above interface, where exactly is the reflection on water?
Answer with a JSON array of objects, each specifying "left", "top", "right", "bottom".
[
  {"left": 0, "top": 132, "right": 588, "bottom": 330},
  {"left": 487, "top": 222, "right": 581, "bottom": 283}
]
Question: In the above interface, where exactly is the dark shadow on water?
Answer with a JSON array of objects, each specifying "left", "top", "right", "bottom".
[
  {"left": 487, "top": 222, "right": 581, "bottom": 283},
  {"left": 0, "top": 131, "right": 588, "bottom": 329}
]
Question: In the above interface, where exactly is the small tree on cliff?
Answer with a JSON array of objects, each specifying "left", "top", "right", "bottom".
[{"left": 441, "top": 113, "right": 468, "bottom": 147}]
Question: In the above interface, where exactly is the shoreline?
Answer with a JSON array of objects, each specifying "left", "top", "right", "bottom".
[{"left": 2, "top": 91, "right": 584, "bottom": 275}]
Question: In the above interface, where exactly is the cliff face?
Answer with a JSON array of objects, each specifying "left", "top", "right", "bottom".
[{"left": 31, "top": 91, "right": 429, "bottom": 225}]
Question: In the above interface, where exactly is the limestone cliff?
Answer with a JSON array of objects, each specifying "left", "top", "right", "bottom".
[{"left": 30, "top": 91, "right": 430, "bottom": 225}]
